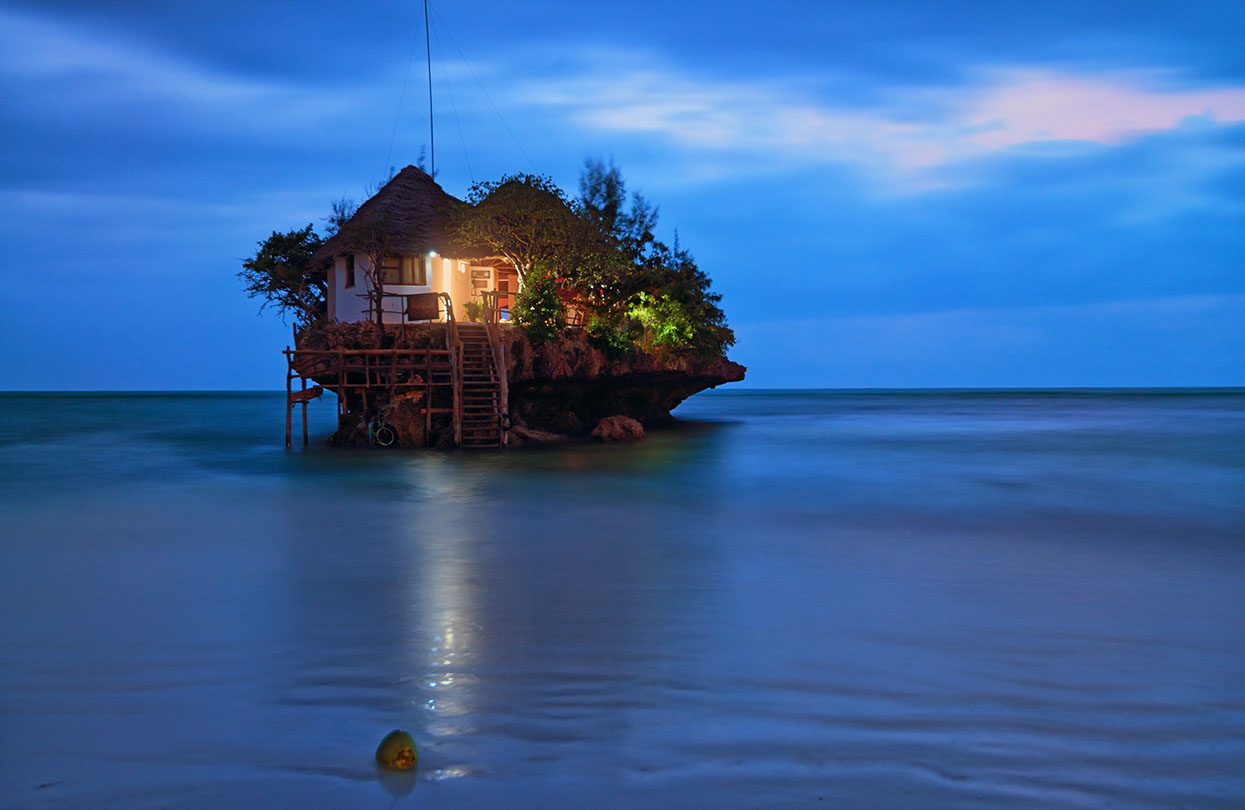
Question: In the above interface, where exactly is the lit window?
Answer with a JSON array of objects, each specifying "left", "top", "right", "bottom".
[
  {"left": 383, "top": 256, "right": 426, "bottom": 285},
  {"left": 402, "top": 256, "right": 427, "bottom": 285}
]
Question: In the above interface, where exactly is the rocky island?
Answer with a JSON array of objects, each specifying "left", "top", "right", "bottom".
[
  {"left": 243, "top": 161, "right": 744, "bottom": 449},
  {"left": 296, "top": 320, "right": 745, "bottom": 447}
]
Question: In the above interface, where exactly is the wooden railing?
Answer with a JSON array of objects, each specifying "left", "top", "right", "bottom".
[
  {"left": 480, "top": 290, "right": 511, "bottom": 325},
  {"left": 481, "top": 319, "right": 510, "bottom": 448},
  {"left": 284, "top": 293, "right": 479, "bottom": 448},
  {"left": 440, "top": 293, "right": 463, "bottom": 447},
  {"left": 283, "top": 344, "right": 457, "bottom": 448}
]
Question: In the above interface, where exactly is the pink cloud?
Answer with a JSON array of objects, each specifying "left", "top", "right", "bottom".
[
  {"left": 524, "top": 58, "right": 1245, "bottom": 187},
  {"left": 964, "top": 69, "right": 1245, "bottom": 149}
]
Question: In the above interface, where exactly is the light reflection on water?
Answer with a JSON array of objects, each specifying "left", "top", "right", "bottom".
[
  {"left": 405, "top": 493, "right": 481, "bottom": 744},
  {"left": 0, "top": 390, "right": 1243, "bottom": 808}
]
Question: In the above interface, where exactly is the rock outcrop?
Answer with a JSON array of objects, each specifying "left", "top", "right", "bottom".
[
  {"left": 298, "top": 322, "right": 745, "bottom": 447},
  {"left": 591, "top": 415, "right": 646, "bottom": 442},
  {"left": 491, "top": 326, "right": 745, "bottom": 433}
]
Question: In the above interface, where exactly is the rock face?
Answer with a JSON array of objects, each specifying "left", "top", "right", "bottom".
[
  {"left": 494, "top": 326, "right": 745, "bottom": 434},
  {"left": 591, "top": 415, "right": 645, "bottom": 442},
  {"left": 508, "top": 425, "right": 570, "bottom": 447},
  {"left": 298, "top": 322, "right": 746, "bottom": 446}
]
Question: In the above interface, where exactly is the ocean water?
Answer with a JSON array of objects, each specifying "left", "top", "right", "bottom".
[{"left": 1, "top": 389, "right": 1243, "bottom": 809}]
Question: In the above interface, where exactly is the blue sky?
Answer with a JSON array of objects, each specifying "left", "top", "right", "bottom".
[{"left": 2, "top": 0, "right": 1242, "bottom": 389}]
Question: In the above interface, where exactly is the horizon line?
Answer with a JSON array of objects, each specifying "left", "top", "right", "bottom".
[{"left": 2, "top": 386, "right": 1243, "bottom": 396}]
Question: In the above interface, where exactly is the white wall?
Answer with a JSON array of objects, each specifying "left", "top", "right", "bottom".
[{"left": 327, "top": 253, "right": 479, "bottom": 324}]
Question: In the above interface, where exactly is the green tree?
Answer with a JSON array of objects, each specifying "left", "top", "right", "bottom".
[
  {"left": 579, "top": 158, "right": 658, "bottom": 256},
  {"left": 323, "top": 197, "right": 356, "bottom": 236},
  {"left": 238, "top": 224, "right": 326, "bottom": 327},
  {"left": 453, "top": 174, "right": 581, "bottom": 285},
  {"left": 574, "top": 160, "right": 734, "bottom": 356},
  {"left": 510, "top": 263, "right": 565, "bottom": 342}
]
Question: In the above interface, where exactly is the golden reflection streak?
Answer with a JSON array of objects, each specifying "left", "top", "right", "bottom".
[{"left": 403, "top": 464, "right": 483, "bottom": 746}]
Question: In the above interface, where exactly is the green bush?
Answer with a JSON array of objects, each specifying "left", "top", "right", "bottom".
[
  {"left": 463, "top": 300, "right": 484, "bottom": 323},
  {"left": 586, "top": 315, "right": 638, "bottom": 359},
  {"left": 627, "top": 291, "right": 735, "bottom": 357},
  {"left": 627, "top": 292, "right": 695, "bottom": 349},
  {"left": 511, "top": 265, "right": 565, "bottom": 343}
]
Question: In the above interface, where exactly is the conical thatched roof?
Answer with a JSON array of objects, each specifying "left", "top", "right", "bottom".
[{"left": 311, "top": 165, "right": 472, "bottom": 265}]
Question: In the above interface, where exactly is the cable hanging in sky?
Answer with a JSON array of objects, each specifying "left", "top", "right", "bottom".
[
  {"left": 388, "top": 1, "right": 538, "bottom": 181},
  {"left": 384, "top": 0, "right": 435, "bottom": 179},
  {"left": 428, "top": 2, "right": 539, "bottom": 175},
  {"left": 431, "top": 18, "right": 475, "bottom": 183},
  {"left": 423, "top": 0, "right": 434, "bottom": 178},
  {"left": 383, "top": 9, "right": 421, "bottom": 179}
]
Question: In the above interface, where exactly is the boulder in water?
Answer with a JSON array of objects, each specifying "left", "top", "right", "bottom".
[{"left": 591, "top": 415, "right": 645, "bottom": 442}]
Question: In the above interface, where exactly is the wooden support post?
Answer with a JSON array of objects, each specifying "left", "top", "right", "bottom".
[
  {"left": 284, "top": 346, "right": 293, "bottom": 449},
  {"left": 451, "top": 343, "right": 462, "bottom": 447},
  {"left": 498, "top": 340, "right": 509, "bottom": 448},
  {"left": 425, "top": 349, "right": 432, "bottom": 444},
  {"left": 301, "top": 375, "right": 309, "bottom": 447}
]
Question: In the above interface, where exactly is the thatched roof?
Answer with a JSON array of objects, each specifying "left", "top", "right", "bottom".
[{"left": 311, "top": 165, "right": 478, "bottom": 265}]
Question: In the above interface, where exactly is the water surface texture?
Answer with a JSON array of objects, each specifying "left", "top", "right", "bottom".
[{"left": 2, "top": 390, "right": 1243, "bottom": 808}]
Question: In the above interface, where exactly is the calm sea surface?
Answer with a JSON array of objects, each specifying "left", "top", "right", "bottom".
[{"left": 1, "top": 390, "right": 1243, "bottom": 808}]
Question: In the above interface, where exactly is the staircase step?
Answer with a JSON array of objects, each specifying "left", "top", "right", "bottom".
[{"left": 451, "top": 325, "right": 505, "bottom": 449}]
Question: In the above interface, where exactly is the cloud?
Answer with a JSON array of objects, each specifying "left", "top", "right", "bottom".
[
  {"left": 961, "top": 69, "right": 1245, "bottom": 148},
  {"left": 521, "top": 55, "right": 1245, "bottom": 188},
  {"left": 1, "top": 8, "right": 274, "bottom": 105},
  {"left": 0, "top": 7, "right": 370, "bottom": 137}
]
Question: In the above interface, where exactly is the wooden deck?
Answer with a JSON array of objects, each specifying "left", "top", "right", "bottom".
[{"left": 283, "top": 311, "right": 509, "bottom": 449}]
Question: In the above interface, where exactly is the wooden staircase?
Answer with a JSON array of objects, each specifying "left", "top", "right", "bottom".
[{"left": 455, "top": 323, "right": 504, "bottom": 449}]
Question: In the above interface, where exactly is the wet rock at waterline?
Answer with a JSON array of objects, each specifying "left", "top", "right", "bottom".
[
  {"left": 297, "top": 322, "right": 745, "bottom": 448},
  {"left": 591, "top": 415, "right": 645, "bottom": 442}
]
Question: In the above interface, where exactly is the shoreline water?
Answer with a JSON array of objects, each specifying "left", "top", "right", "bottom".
[{"left": 2, "top": 389, "right": 1243, "bottom": 808}]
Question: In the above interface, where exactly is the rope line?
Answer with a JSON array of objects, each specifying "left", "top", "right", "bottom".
[
  {"left": 424, "top": 0, "right": 434, "bottom": 177},
  {"left": 428, "top": 2, "right": 539, "bottom": 175},
  {"left": 384, "top": 10, "right": 423, "bottom": 180},
  {"left": 431, "top": 17, "right": 475, "bottom": 183}
]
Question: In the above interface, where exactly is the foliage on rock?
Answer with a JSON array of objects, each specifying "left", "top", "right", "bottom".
[
  {"left": 244, "top": 161, "right": 735, "bottom": 359},
  {"left": 511, "top": 263, "right": 565, "bottom": 343},
  {"left": 571, "top": 160, "right": 734, "bottom": 357},
  {"left": 586, "top": 314, "right": 639, "bottom": 359},
  {"left": 453, "top": 174, "right": 580, "bottom": 285}
]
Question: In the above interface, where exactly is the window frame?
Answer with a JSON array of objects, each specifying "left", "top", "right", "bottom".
[{"left": 382, "top": 255, "right": 427, "bottom": 286}]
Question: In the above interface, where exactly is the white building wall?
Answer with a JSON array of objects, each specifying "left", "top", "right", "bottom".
[
  {"left": 327, "top": 255, "right": 371, "bottom": 323},
  {"left": 328, "top": 252, "right": 472, "bottom": 324}
]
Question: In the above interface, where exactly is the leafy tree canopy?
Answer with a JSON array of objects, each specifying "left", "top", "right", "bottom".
[
  {"left": 237, "top": 224, "right": 326, "bottom": 327},
  {"left": 454, "top": 174, "right": 581, "bottom": 283},
  {"left": 572, "top": 160, "right": 734, "bottom": 357}
]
